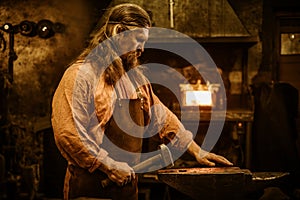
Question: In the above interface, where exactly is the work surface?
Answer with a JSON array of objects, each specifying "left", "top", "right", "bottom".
[{"left": 157, "top": 167, "right": 289, "bottom": 200}]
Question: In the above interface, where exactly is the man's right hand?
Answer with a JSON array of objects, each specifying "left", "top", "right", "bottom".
[{"left": 100, "top": 156, "right": 135, "bottom": 186}]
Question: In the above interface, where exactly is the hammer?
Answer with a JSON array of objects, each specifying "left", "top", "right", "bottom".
[{"left": 101, "top": 144, "right": 174, "bottom": 188}]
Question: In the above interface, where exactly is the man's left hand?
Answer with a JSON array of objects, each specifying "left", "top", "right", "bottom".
[
  {"left": 187, "top": 140, "right": 233, "bottom": 167},
  {"left": 195, "top": 149, "right": 233, "bottom": 167}
]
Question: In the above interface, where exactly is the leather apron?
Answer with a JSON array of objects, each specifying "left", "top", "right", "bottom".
[{"left": 68, "top": 90, "right": 147, "bottom": 200}]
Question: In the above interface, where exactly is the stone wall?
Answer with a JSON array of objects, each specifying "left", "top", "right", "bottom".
[{"left": 0, "top": 0, "right": 109, "bottom": 124}]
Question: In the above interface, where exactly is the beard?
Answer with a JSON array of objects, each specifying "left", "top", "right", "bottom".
[
  {"left": 103, "top": 50, "right": 143, "bottom": 85},
  {"left": 122, "top": 50, "right": 141, "bottom": 72}
]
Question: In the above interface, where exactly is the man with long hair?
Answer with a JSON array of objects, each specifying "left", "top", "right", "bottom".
[{"left": 51, "top": 3, "right": 232, "bottom": 200}]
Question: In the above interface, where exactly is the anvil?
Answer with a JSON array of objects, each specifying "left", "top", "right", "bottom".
[{"left": 157, "top": 167, "right": 289, "bottom": 200}]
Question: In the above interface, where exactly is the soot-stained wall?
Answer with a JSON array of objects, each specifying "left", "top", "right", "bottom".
[{"left": 0, "top": 0, "right": 109, "bottom": 125}]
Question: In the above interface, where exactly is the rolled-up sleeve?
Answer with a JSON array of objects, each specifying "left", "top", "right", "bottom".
[{"left": 51, "top": 64, "right": 108, "bottom": 173}]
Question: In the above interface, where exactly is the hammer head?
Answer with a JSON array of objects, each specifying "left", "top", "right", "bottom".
[
  {"left": 132, "top": 144, "right": 174, "bottom": 172},
  {"left": 159, "top": 144, "right": 174, "bottom": 168}
]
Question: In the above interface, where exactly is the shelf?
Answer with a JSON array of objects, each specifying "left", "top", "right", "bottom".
[{"left": 174, "top": 109, "right": 254, "bottom": 122}]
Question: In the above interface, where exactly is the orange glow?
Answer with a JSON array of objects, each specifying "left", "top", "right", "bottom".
[
  {"left": 238, "top": 122, "right": 243, "bottom": 127},
  {"left": 185, "top": 91, "right": 212, "bottom": 106}
]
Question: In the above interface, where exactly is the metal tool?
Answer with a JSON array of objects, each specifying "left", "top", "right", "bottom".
[
  {"left": 157, "top": 167, "right": 290, "bottom": 200},
  {"left": 101, "top": 144, "right": 174, "bottom": 188}
]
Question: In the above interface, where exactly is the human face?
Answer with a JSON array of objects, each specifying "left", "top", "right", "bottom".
[{"left": 118, "top": 27, "right": 149, "bottom": 59}]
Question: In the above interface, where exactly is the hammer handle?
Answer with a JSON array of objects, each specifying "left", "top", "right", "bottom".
[{"left": 101, "top": 154, "right": 162, "bottom": 188}]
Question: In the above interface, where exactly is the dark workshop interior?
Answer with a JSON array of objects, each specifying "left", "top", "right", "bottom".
[{"left": 1, "top": 0, "right": 300, "bottom": 199}]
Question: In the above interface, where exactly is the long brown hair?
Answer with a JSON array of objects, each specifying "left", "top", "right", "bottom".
[{"left": 77, "top": 3, "right": 151, "bottom": 85}]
